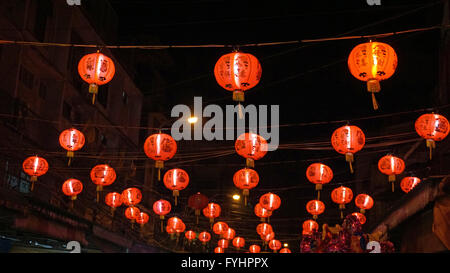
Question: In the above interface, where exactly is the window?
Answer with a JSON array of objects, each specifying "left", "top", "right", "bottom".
[
  {"left": 19, "top": 65, "right": 34, "bottom": 90},
  {"left": 33, "top": 0, "right": 53, "bottom": 42},
  {"left": 62, "top": 101, "right": 72, "bottom": 121}
]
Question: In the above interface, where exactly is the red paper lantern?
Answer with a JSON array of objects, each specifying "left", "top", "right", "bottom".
[
  {"left": 105, "top": 192, "right": 122, "bottom": 215},
  {"left": 331, "top": 125, "right": 365, "bottom": 173},
  {"left": 214, "top": 51, "right": 262, "bottom": 102},
  {"left": 125, "top": 206, "right": 141, "bottom": 223},
  {"left": 90, "top": 164, "right": 116, "bottom": 202},
  {"left": 331, "top": 186, "right": 353, "bottom": 219},
  {"left": 214, "top": 247, "right": 225, "bottom": 253},
  {"left": 22, "top": 156, "right": 49, "bottom": 191},
  {"left": 153, "top": 199, "right": 172, "bottom": 232},
  {"left": 213, "top": 222, "right": 229, "bottom": 236},
  {"left": 269, "top": 239, "right": 282, "bottom": 253},
  {"left": 378, "top": 155, "right": 405, "bottom": 192},
  {"left": 167, "top": 216, "right": 184, "bottom": 232},
  {"left": 143, "top": 133, "right": 177, "bottom": 180},
  {"left": 185, "top": 230, "right": 196, "bottom": 241},
  {"left": 163, "top": 168, "right": 189, "bottom": 206},
  {"left": 233, "top": 168, "right": 259, "bottom": 205},
  {"left": 188, "top": 192, "right": 209, "bottom": 224},
  {"left": 415, "top": 113, "right": 449, "bottom": 160},
  {"left": 62, "top": 178, "right": 83, "bottom": 201},
  {"left": 59, "top": 128, "right": 85, "bottom": 166},
  {"left": 249, "top": 245, "right": 261, "bottom": 253},
  {"left": 136, "top": 212, "right": 149, "bottom": 227},
  {"left": 355, "top": 194, "right": 374, "bottom": 214},
  {"left": 223, "top": 228, "right": 236, "bottom": 241},
  {"left": 199, "top": 231, "right": 211, "bottom": 245},
  {"left": 235, "top": 132, "right": 268, "bottom": 168},
  {"left": 261, "top": 231, "right": 275, "bottom": 242},
  {"left": 259, "top": 192, "right": 281, "bottom": 211},
  {"left": 256, "top": 223, "right": 273, "bottom": 236},
  {"left": 175, "top": 222, "right": 186, "bottom": 234},
  {"left": 203, "top": 202, "right": 221, "bottom": 224},
  {"left": 78, "top": 52, "right": 115, "bottom": 104},
  {"left": 121, "top": 187, "right": 142, "bottom": 207},
  {"left": 279, "top": 248, "right": 291, "bottom": 253},
  {"left": 400, "top": 176, "right": 421, "bottom": 193},
  {"left": 232, "top": 237, "right": 245, "bottom": 249},
  {"left": 348, "top": 42, "right": 397, "bottom": 110},
  {"left": 254, "top": 203, "right": 272, "bottom": 222},
  {"left": 218, "top": 238, "right": 229, "bottom": 249},
  {"left": 306, "top": 200, "right": 325, "bottom": 220},
  {"left": 351, "top": 212, "right": 367, "bottom": 225},
  {"left": 306, "top": 163, "right": 333, "bottom": 199},
  {"left": 302, "top": 219, "right": 319, "bottom": 235}
]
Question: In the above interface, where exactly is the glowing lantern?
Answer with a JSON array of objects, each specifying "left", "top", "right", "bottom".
[
  {"left": 249, "top": 245, "right": 261, "bottom": 253},
  {"left": 125, "top": 206, "right": 141, "bottom": 227},
  {"left": 279, "top": 248, "right": 291, "bottom": 253},
  {"left": 121, "top": 187, "right": 142, "bottom": 207},
  {"left": 331, "top": 186, "right": 353, "bottom": 219},
  {"left": 306, "top": 163, "right": 333, "bottom": 199},
  {"left": 256, "top": 223, "right": 273, "bottom": 237},
  {"left": 254, "top": 203, "right": 272, "bottom": 222},
  {"left": 261, "top": 231, "right": 275, "bottom": 243},
  {"left": 153, "top": 199, "right": 172, "bottom": 232},
  {"left": 351, "top": 212, "right": 367, "bottom": 225},
  {"left": 167, "top": 217, "right": 184, "bottom": 234},
  {"left": 59, "top": 128, "right": 85, "bottom": 166},
  {"left": 163, "top": 168, "right": 189, "bottom": 206},
  {"left": 378, "top": 155, "right": 405, "bottom": 192},
  {"left": 214, "top": 247, "right": 224, "bottom": 253},
  {"left": 259, "top": 192, "right": 281, "bottom": 212},
  {"left": 78, "top": 52, "right": 115, "bottom": 104},
  {"left": 306, "top": 200, "right": 325, "bottom": 220},
  {"left": 136, "top": 212, "right": 149, "bottom": 230},
  {"left": 348, "top": 41, "right": 397, "bottom": 110},
  {"left": 354, "top": 194, "right": 374, "bottom": 214},
  {"left": 143, "top": 133, "right": 177, "bottom": 180},
  {"left": 213, "top": 222, "right": 229, "bottom": 237},
  {"left": 400, "top": 176, "right": 421, "bottom": 193},
  {"left": 188, "top": 192, "right": 209, "bottom": 224},
  {"left": 218, "top": 238, "right": 229, "bottom": 249},
  {"left": 235, "top": 132, "right": 268, "bottom": 168},
  {"left": 203, "top": 202, "right": 221, "bottom": 225},
  {"left": 233, "top": 168, "right": 259, "bottom": 205},
  {"left": 223, "top": 228, "right": 236, "bottom": 241},
  {"left": 302, "top": 220, "right": 319, "bottom": 235},
  {"left": 415, "top": 113, "right": 449, "bottom": 160},
  {"left": 185, "top": 230, "right": 196, "bottom": 244},
  {"left": 90, "top": 164, "right": 116, "bottom": 202},
  {"left": 269, "top": 239, "right": 282, "bottom": 253},
  {"left": 331, "top": 125, "right": 365, "bottom": 173},
  {"left": 22, "top": 156, "right": 49, "bottom": 191},
  {"left": 199, "top": 231, "right": 211, "bottom": 245},
  {"left": 105, "top": 192, "right": 122, "bottom": 215},
  {"left": 62, "top": 178, "right": 83, "bottom": 206},
  {"left": 166, "top": 225, "right": 176, "bottom": 240},
  {"left": 214, "top": 51, "right": 262, "bottom": 102},
  {"left": 232, "top": 237, "right": 245, "bottom": 250}
]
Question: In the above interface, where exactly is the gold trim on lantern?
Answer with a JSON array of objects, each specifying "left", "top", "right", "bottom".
[
  {"left": 246, "top": 158, "right": 255, "bottom": 168},
  {"left": 232, "top": 90, "right": 245, "bottom": 102},
  {"left": 367, "top": 79, "right": 380, "bottom": 93}
]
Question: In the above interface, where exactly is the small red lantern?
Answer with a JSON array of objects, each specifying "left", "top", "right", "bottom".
[
  {"left": 233, "top": 168, "right": 259, "bottom": 205},
  {"left": 105, "top": 192, "right": 122, "bottom": 215},
  {"left": 218, "top": 238, "right": 229, "bottom": 249},
  {"left": 400, "top": 176, "right": 421, "bottom": 193},
  {"left": 269, "top": 239, "right": 282, "bottom": 253},
  {"left": 235, "top": 133, "right": 268, "bottom": 168},
  {"left": 213, "top": 222, "right": 229, "bottom": 237},
  {"left": 261, "top": 231, "right": 275, "bottom": 243},
  {"left": 188, "top": 192, "right": 209, "bottom": 224},
  {"left": 259, "top": 192, "right": 281, "bottom": 212},
  {"left": 167, "top": 216, "right": 184, "bottom": 231},
  {"left": 121, "top": 187, "right": 142, "bottom": 207},
  {"left": 144, "top": 133, "right": 177, "bottom": 180},
  {"left": 331, "top": 186, "right": 353, "bottom": 219},
  {"left": 90, "top": 164, "right": 116, "bottom": 202},
  {"left": 306, "top": 200, "right": 325, "bottom": 220},
  {"left": 203, "top": 202, "right": 221, "bottom": 225},
  {"left": 223, "top": 228, "right": 236, "bottom": 241},
  {"left": 199, "top": 231, "right": 211, "bottom": 245},
  {"left": 153, "top": 199, "right": 172, "bottom": 232},
  {"left": 163, "top": 168, "right": 189, "bottom": 206},
  {"left": 214, "top": 51, "right": 262, "bottom": 102},
  {"left": 415, "top": 113, "right": 449, "bottom": 160},
  {"left": 279, "top": 248, "right": 291, "bottom": 253},
  {"left": 185, "top": 230, "right": 196, "bottom": 242},
  {"left": 249, "top": 245, "right": 261, "bottom": 253},
  {"left": 232, "top": 237, "right": 245, "bottom": 250},
  {"left": 62, "top": 178, "right": 83, "bottom": 205},
  {"left": 78, "top": 52, "right": 115, "bottom": 104},
  {"left": 125, "top": 206, "right": 141, "bottom": 226},
  {"left": 22, "top": 156, "right": 49, "bottom": 191},
  {"left": 256, "top": 223, "right": 273, "bottom": 236},
  {"left": 331, "top": 125, "right": 365, "bottom": 173},
  {"left": 306, "top": 163, "right": 333, "bottom": 199},
  {"left": 302, "top": 219, "right": 319, "bottom": 235},
  {"left": 214, "top": 246, "right": 225, "bottom": 253},
  {"left": 136, "top": 212, "right": 149, "bottom": 229},
  {"left": 254, "top": 203, "right": 272, "bottom": 222},
  {"left": 378, "top": 155, "right": 405, "bottom": 192},
  {"left": 355, "top": 194, "right": 374, "bottom": 214},
  {"left": 348, "top": 41, "right": 398, "bottom": 110},
  {"left": 59, "top": 128, "right": 85, "bottom": 166},
  {"left": 351, "top": 212, "right": 367, "bottom": 225}
]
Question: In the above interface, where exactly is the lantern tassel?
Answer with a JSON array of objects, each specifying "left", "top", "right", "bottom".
[
  {"left": 392, "top": 181, "right": 395, "bottom": 192},
  {"left": 317, "top": 190, "right": 321, "bottom": 201},
  {"left": 426, "top": 139, "right": 435, "bottom": 160},
  {"left": 238, "top": 103, "right": 243, "bottom": 120},
  {"left": 68, "top": 157, "right": 72, "bottom": 166},
  {"left": 346, "top": 153, "right": 354, "bottom": 174},
  {"left": 161, "top": 221, "right": 163, "bottom": 233},
  {"left": 158, "top": 168, "right": 161, "bottom": 181},
  {"left": 371, "top": 92, "right": 379, "bottom": 110}
]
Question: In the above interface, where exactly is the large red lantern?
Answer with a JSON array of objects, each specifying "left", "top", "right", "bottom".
[
  {"left": 78, "top": 52, "right": 115, "bottom": 104},
  {"left": 233, "top": 168, "right": 259, "bottom": 205},
  {"left": 235, "top": 133, "right": 268, "bottom": 168},
  {"left": 355, "top": 194, "right": 374, "bottom": 214},
  {"left": 306, "top": 200, "right": 325, "bottom": 220},
  {"left": 331, "top": 186, "right": 353, "bottom": 219},
  {"left": 199, "top": 231, "right": 211, "bottom": 245},
  {"left": 232, "top": 237, "right": 245, "bottom": 250},
  {"left": 153, "top": 199, "right": 172, "bottom": 232},
  {"left": 400, "top": 176, "right": 421, "bottom": 193},
  {"left": 256, "top": 223, "right": 273, "bottom": 237},
  {"left": 90, "top": 164, "right": 116, "bottom": 202},
  {"left": 269, "top": 239, "right": 282, "bottom": 253},
  {"left": 331, "top": 125, "right": 365, "bottom": 173},
  {"left": 188, "top": 192, "right": 209, "bottom": 224},
  {"left": 302, "top": 220, "right": 319, "bottom": 236},
  {"left": 279, "top": 248, "right": 291, "bottom": 253},
  {"left": 144, "top": 133, "right": 177, "bottom": 180},
  {"left": 213, "top": 222, "right": 229, "bottom": 237},
  {"left": 163, "top": 168, "right": 189, "bottom": 206},
  {"left": 203, "top": 202, "right": 221, "bottom": 225},
  {"left": 415, "top": 113, "right": 449, "bottom": 160},
  {"left": 167, "top": 216, "right": 184, "bottom": 232},
  {"left": 254, "top": 203, "right": 272, "bottom": 222},
  {"left": 351, "top": 212, "right": 367, "bottom": 225},
  {"left": 214, "top": 51, "right": 262, "bottom": 102},
  {"left": 306, "top": 163, "right": 333, "bottom": 200},
  {"left": 348, "top": 41, "right": 397, "bottom": 110},
  {"left": 214, "top": 247, "right": 225, "bottom": 253},
  {"left": 218, "top": 238, "right": 229, "bottom": 249},
  {"left": 22, "top": 156, "right": 49, "bottom": 191},
  {"left": 259, "top": 192, "right": 281, "bottom": 212},
  {"left": 223, "top": 228, "right": 236, "bottom": 241},
  {"left": 62, "top": 178, "right": 83, "bottom": 205},
  {"left": 59, "top": 128, "right": 85, "bottom": 166},
  {"left": 378, "top": 154, "right": 405, "bottom": 192},
  {"left": 121, "top": 187, "right": 142, "bottom": 207},
  {"left": 249, "top": 245, "right": 261, "bottom": 253}
]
